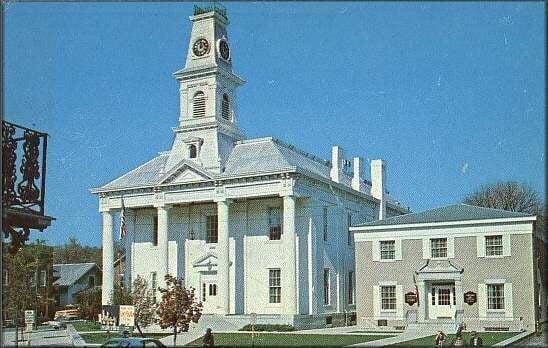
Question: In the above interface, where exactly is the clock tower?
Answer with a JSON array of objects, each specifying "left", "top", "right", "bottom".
[{"left": 166, "top": 5, "right": 245, "bottom": 174}]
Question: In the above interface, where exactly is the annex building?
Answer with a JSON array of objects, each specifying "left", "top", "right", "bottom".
[
  {"left": 91, "top": 6, "right": 407, "bottom": 329},
  {"left": 351, "top": 204, "right": 542, "bottom": 332}
]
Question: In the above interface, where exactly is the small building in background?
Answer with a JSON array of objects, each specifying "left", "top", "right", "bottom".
[
  {"left": 53, "top": 263, "right": 101, "bottom": 307},
  {"left": 351, "top": 204, "right": 539, "bottom": 332}
]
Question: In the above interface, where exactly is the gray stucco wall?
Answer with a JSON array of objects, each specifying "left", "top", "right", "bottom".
[{"left": 355, "top": 232, "right": 535, "bottom": 331}]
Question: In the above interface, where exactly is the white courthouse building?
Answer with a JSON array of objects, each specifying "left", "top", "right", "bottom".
[{"left": 91, "top": 6, "right": 407, "bottom": 328}]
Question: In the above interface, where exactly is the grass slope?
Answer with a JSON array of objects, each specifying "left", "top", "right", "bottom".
[{"left": 186, "top": 333, "right": 391, "bottom": 347}]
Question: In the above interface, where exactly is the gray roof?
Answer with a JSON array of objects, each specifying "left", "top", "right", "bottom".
[
  {"left": 95, "top": 137, "right": 363, "bottom": 192},
  {"left": 53, "top": 263, "right": 98, "bottom": 287},
  {"left": 356, "top": 204, "right": 533, "bottom": 227}
]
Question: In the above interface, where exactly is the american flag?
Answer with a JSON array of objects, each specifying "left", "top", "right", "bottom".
[{"left": 120, "top": 198, "right": 127, "bottom": 239}]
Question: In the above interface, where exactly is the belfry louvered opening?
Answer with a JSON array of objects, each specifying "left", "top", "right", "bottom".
[
  {"left": 193, "top": 91, "right": 206, "bottom": 117},
  {"left": 222, "top": 94, "right": 230, "bottom": 120}
]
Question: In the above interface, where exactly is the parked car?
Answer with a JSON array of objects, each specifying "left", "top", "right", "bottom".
[
  {"left": 101, "top": 338, "right": 166, "bottom": 347},
  {"left": 54, "top": 305, "right": 80, "bottom": 321},
  {"left": 45, "top": 321, "right": 67, "bottom": 330}
]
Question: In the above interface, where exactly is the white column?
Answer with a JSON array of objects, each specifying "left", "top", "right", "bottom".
[
  {"left": 217, "top": 199, "right": 230, "bottom": 314},
  {"left": 101, "top": 210, "right": 114, "bottom": 305},
  {"left": 124, "top": 209, "right": 135, "bottom": 289},
  {"left": 283, "top": 195, "right": 297, "bottom": 315},
  {"left": 157, "top": 205, "right": 171, "bottom": 284},
  {"left": 417, "top": 280, "right": 427, "bottom": 321}
]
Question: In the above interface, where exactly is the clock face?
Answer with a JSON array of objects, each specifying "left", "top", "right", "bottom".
[
  {"left": 193, "top": 39, "right": 209, "bottom": 57},
  {"left": 219, "top": 39, "right": 230, "bottom": 61}
]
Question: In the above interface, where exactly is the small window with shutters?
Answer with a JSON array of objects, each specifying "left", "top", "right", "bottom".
[
  {"left": 193, "top": 91, "right": 206, "bottom": 117},
  {"left": 222, "top": 94, "right": 230, "bottom": 120}
]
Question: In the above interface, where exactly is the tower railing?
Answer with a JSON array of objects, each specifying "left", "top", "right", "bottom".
[{"left": 194, "top": 3, "right": 228, "bottom": 20}]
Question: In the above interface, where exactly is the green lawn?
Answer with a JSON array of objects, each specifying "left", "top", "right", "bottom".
[
  {"left": 391, "top": 331, "right": 519, "bottom": 347},
  {"left": 71, "top": 320, "right": 102, "bottom": 332},
  {"left": 186, "top": 333, "right": 391, "bottom": 347},
  {"left": 80, "top": 332, "right": 168, "bottom": 344}
]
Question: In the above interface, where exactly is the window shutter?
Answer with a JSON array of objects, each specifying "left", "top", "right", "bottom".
[
  {"left": 478, "top": 283, "right": 487, "bottom": 320},
  {"left": 373, "top": 286, "right": 380, "bottom": 318},
  {"left": 447, "top": 237, "right": 455, "bottom": 258},
  {"left": 502, "top": 235, "right": 511, "bottom": 257},
  {"left": 396, "top": 285, "right": 404, "bottom": 319},
  {"left": 422, "top": 239, "right": 429, "bottom": 259},
  {"left": 504, "top": 283, "right": 513, "bottom": 319},
  {"left": 372, "top": 241, "right": 380, "bottom": 262},
  {"left": 477, "top": 236, "right": 485, "bottom": 257},
  {"left": 395, "top": 239, "right": 402, "bottom": 260}
]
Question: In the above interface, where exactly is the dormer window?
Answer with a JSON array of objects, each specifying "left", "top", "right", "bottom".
[
  {"left": 222, "top": 94, "right": 230, "bottom": 120},
  {"left": 193, "top": 91, "right": 206, "bottom": 117},
  {"left": 189, "top": 144, "right": 198, "bottom": 159}
]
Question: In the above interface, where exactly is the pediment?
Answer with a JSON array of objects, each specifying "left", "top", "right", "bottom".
[
  {"left": 193, "top": 253, "right": 218, "bottom": 269},
  {"left": 416, "top": 259, "right": 463, "bottom": 274},
  {"left": 158, "top": 160, "right": 213, "bottom": 185}
]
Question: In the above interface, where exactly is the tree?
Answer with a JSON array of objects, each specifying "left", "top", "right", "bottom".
[
  {"left": 463, "top": 181, "right": 543, "bottom": 215},
  {"left": 111, "top": 283, "right": 133, "bottom": 306},
  {"left": 156, "top": 274, "right": 202, "bottom": 347},
  {"left": 132, "top": 275, "right": 157, "bottom": 337},
  {"left": 52, "top": 237, "right": 102, "bottom": 267},
  {"left": 2, "top": 240, "right": 55, "bottom": 323},
  {"left": 75, "top": 287, "right": 102, "bottom": 321}
]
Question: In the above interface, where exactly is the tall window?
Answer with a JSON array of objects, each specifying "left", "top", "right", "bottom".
[
  {"left": 430, "top": 238, "right": 447, "bottom": 258},
  {"left": 486, "top": 235, "right": 503, "bottom": 256},
  {"left": 193, "top": 91, "right": 206, "bottom": 117},
  {"left": 347, "top": 213, "right": 352, "bottom": 246},
  {"left": 202, "top": 283, "right": 207, "bottom": 302},
  {"left": 380, "top": 240, "right": 396, "bottom": 260},
  {"left": 209, "top": 284, "right": 217, "bottom": 296},
  {"left": 151, "top": 272, "right": 157, "bottom": 301},
  {"left": 88, "top": 276, "right": 95, "bottom": 288},
  {"left": 222, "top": 94, "right": 230, "bottom": 120},
  {"left": 206, "top": 215, "right": 218, "bottom": 243},
  {"left": 189, "top": 144, "right": 197, "bottom": 159},
  {"left": 487, "top": 284, "right": 505, "bottom": 310},
  {"left": 41, "top": 270, "right": 47, "bottom": 287},
  {"left": 268, "top": 208, "right": 282, "bottom": 240},
  {"left": 323, "top": 207, "right": 328, "bottom": 241},
  {"left": 348, "top": 271, "right": 354, "bottom": 305},
  {"left": 152, "top": 215, "right": 158, "bottom": 246},
  {"left": 381, "top": 285, "right": 396, "bottom": 310},
  {"left": 323, "top": 268, "right": 330, "bottom": 305},
  {"left": 269, "top": 269, "right": 281, "bottom": 303}
]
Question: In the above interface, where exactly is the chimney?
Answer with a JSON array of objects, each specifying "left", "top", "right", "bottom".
[
  {"left": 370, "top": 159, "right": 386, "bottom": 220},
  {"left": 352, "top": 157, "right": 363, "bottom": 191},
  {"left": 330, "top": 146, "right": 344, "bottom": 183}
]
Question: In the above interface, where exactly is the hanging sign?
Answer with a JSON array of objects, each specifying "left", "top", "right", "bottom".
[
  {"left": 405, "top": 291, "right": 418, "bottom": 305},
  {"left": 119, "top": 305, "right": 135, "bottom": 327},
  {"left": 464, "top": 291, "right": 477, "bottom": 305}
]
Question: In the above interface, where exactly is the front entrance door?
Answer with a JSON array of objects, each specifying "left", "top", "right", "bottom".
[
  {"left": 428, "top": 284, "right": 456, "bottom": 319},
  {"left": 201, "top": 280, "right": 220, "bottom": 313}
]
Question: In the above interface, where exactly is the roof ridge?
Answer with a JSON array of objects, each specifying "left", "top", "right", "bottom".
[
  {"left": 460, "top": 203, "right": 533, "bottom": 215},
  {"left": 54, "top": 262, "right": 97, "bottom": 266},
  {"left": 270, "top": 138, "right": 330, "bottom": 167}
]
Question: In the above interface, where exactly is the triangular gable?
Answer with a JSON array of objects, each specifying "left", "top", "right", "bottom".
[
  {"left": 416, "top": 259, "right": 463, "bottom": 274},
  {"left": 158, "top": 159, "right": 214, "bottom": 185},
  {"left": 192, "top": 253, "right": 218, "bottom": 267}
]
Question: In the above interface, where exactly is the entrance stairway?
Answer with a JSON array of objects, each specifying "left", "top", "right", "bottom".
[
  {"left": 406, "top": 321, "right": 458, "bottom": 335},
  {"left": 158, "top": 314, "right": 251, "bottom": 346}
]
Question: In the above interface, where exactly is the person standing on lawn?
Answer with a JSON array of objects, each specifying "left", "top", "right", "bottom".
[
  {"left": 203, "top": 328, "right": 214, "bottom": 347},
  {"left": 469, "top": 331, "right": 483, "bottom": 347},
  {"left": 435, "top": 330, "right": 447, "bottom": 347}
]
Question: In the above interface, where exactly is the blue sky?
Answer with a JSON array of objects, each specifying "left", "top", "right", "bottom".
[{"left": 4, "top": 2, "right": 545, "bottom": 246}]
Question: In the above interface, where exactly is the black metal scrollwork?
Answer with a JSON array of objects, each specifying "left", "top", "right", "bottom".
[
  {"left": 17, "top": 130, "right": 41, "bottom": 203},
  {"left": 2, "top": 122, "right": 17, "bottom": 205}
]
